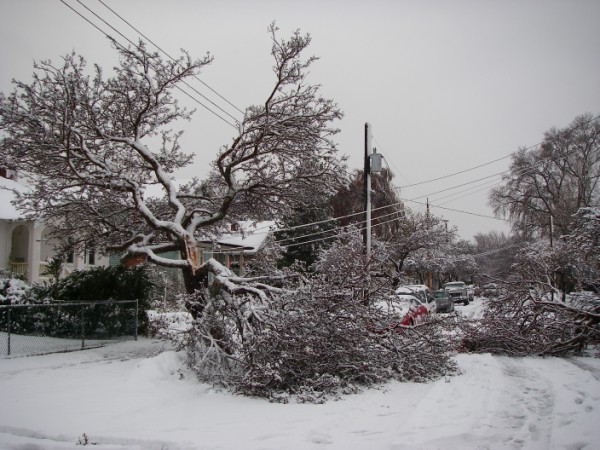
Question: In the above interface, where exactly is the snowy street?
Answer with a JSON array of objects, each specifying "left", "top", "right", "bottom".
[{"left": 1, "top": 325, "right": 599, "bottom": 450}]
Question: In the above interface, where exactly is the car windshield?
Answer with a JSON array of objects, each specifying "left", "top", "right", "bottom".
[
  {"left": 445, "top": 282, "right": 465, "bottom": 288},
  {"left": 396, "top": 287, "right": 425, "bottom": 301},
  {"left": 433, "top": 291, "right": 447, "bottom": 298}
]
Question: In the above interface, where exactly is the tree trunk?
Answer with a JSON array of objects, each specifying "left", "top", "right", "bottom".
[{"left": 180, "top": 242, "right": 209, "bottom": 319}]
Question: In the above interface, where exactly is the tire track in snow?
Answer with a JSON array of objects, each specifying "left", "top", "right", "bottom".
[
  {"left": 390, "top": 353, "right": 508, "bottom": 449},
  {"left": 565, "top": 357, "right": 600, "bottom": 381},
  {"left": 540, "top": 357, "right": 600, "bottom": 449},
  {"left": 496, "top": 357, "right": 554, "bottom": 449}
]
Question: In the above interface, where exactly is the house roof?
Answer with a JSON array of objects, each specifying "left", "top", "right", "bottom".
[
  {"left": 0, "top": 177, "right": 29, "bottom": 221},
  {"left": 201, "top": 221, "right": 276, "bottom": 254}
]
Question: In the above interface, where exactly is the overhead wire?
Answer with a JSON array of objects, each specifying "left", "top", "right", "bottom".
[
  {"left": 96, "top": 0, "right": 245, "bottom": 117},
  {"left": 58, "top": 0, "right": 239, "bottom": 129},
  {"left": 425, "top": 117, "right": 599, "bottom": 207},
  {"left": 398, "top": 113, "right": 600, "bottom": 191},
  {"left": 174, "top": 110, "right": 600, "bottom": 254},
  {"left": 73, "top": 0, "right": 240, "bottom": 126},
  {"left": 398, "top": 152, "right": 513, "bottom": 189},
  {"left": 373, "top": 136, "right": 427, "bottom": 200},
  {"left": 471, "top": 244, "right": 520, "bottom": 258},
  {"left": 436, "top": 177, "right": 502, "bottom": 205},
  {"left": 407, "top": 172, "right": 506, "bottom": 201},
  {"left": 211, "top": 207, "right": 406, "bottom": 255},
  {"left": 400, "top": 197, "right": 510, "bottom": 222}
]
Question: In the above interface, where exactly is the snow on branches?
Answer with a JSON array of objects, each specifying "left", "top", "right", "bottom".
[{"left": 0, "top": 27, "right": 346, "bottom": 300}]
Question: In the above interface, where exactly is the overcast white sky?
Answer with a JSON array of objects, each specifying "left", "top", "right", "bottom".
[{"left": 1, "top": 0, "right": 599, "bottom": 240}]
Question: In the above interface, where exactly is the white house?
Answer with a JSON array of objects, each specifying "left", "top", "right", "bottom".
[{"left": 0, "top": 171, "right": 108, "bottom": 283}]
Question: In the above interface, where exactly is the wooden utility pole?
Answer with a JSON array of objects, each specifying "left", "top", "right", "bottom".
[
  {"left": 426, "top": 198, "right": 432, "bottom": 289},
  {"left": 363, "top": 123, "right": 372, "bottom": 259}
]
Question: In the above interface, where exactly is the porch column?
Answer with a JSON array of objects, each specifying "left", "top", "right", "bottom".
[{"left": 27, "top": 222, "right": 43, "bottom": 282}]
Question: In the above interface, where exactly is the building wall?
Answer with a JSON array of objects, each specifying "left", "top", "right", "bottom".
[
  {"left": 0, "top": 221, "right": 10, "bottom": 272},
  {"left": 0, "top": 219, "right": 108, "bottom": 283}
]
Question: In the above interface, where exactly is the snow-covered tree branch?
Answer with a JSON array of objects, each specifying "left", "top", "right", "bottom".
[{"left": 0, "top": 27, "right": 345, "bottom": 300}]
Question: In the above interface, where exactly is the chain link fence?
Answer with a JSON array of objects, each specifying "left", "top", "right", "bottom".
[{"left": 0, "top": 300, "right": 138, "bottom": 357}]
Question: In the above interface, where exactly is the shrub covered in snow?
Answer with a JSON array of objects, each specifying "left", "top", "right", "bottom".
[
  {"left": 0, "top": 270, "right": 38, "bottom": 305},
  {"left": 38, "top": 265, "right": 153, "bottom": 333},
  {"left": 1, "top": 266, "right": 154, "bottom": 337}
]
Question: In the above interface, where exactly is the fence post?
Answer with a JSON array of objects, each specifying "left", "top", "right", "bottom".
[
  {"left": 7, "top": 307, "right": 11, "bottom": 356},
  {"left": 81, "top": 303, "right": 85, "bottom": 350},
  {"left": 134, "top": 299, "right": 138, "bottom": 341}
]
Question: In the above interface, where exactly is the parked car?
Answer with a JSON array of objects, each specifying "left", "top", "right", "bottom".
[
  {"left": 481, "top": 283, "right": 499, "bottom": 297},
  {"left": 372, "top": 294, "right": 430, "bottom": 332},
  {"left": 404, "top": 284, "right": 433, "bottom": 301},
  {"left": 433, "top": 290, "right": 454, "bottom": 313},
  {"left": 444, "top": 281, "right": 470, "bottom": 305},
  {"left": 396, "top": 285, "right": 436, "bottom": 313}
]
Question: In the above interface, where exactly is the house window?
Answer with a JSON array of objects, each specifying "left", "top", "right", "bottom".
[
  {"left": 85, "top": 244, "right": 96, "bottom": 265},
  {"left": 65, "top": 239, "right": 74, "bottom": 263}
]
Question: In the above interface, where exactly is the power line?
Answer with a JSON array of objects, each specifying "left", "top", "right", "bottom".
[
  {"left": 399, "top": 152, "right": 513, "bottom": 189},
  {"left": 72, "top": 0, "right": 239, "bottom": 127},
  {"left": 436, "top": 177, "right": 502, "bottom": 205},
  {"left": 428, "top": 114, "right": 600, "bottom": 206},
  {"left": 58, "top": 0, "right": 238, "bottom": 129},
  {"left": 96, "top": 0, "right": 244, "bottom": 118},
  {"left": 407, "top": 172, "right": 506, "bottom": 201},
  {"left": 472, "top": 244, "right": 520, "bottom": 258},
  {"left": 398, "top": 114, "right": 600, "bottom": 190},
  {"left": 400, "top": 197, "right": 509, "bottom": 222},
  {"left": 212, "top": 209, "right": 406, "bottom": 255}
]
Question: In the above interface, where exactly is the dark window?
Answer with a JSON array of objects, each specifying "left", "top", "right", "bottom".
[{"left": 86, "top": 245, "right": 96, "bottom": 265}]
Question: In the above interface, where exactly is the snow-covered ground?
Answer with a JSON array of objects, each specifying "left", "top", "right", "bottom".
[{"left": 1, "top": 297, "right": 599, "bottom": 450}]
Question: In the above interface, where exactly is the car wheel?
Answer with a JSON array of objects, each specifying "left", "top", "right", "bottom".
[{"left": 464, "top": 299, "right": 469, "bottom": 305}]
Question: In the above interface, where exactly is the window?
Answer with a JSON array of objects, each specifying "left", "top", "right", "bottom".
[
  {"left": 65, "top": 239, "right": 74, "bottom": 263},
  {"left": 85, "top": 244, "right": 96, "bottom": 265}
]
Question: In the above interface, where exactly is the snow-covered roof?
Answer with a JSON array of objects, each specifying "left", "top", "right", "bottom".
[
  {"left": 209, "top": 221, "right": 276, "bottom": 254},
  {"left": 0, "top": 177, "right": 29, "bottom": 220}
]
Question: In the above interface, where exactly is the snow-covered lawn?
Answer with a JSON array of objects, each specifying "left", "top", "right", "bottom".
[{"left": 0, "top": 298, "right": 599, "bottom": 450}]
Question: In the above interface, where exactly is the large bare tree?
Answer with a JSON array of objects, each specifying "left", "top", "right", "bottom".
[
  {"left": 490, "top": 114, "right": 600, "bottom": 239},
  {"left": 0, "top": 25, "right": 345, "bottom": 301}
]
